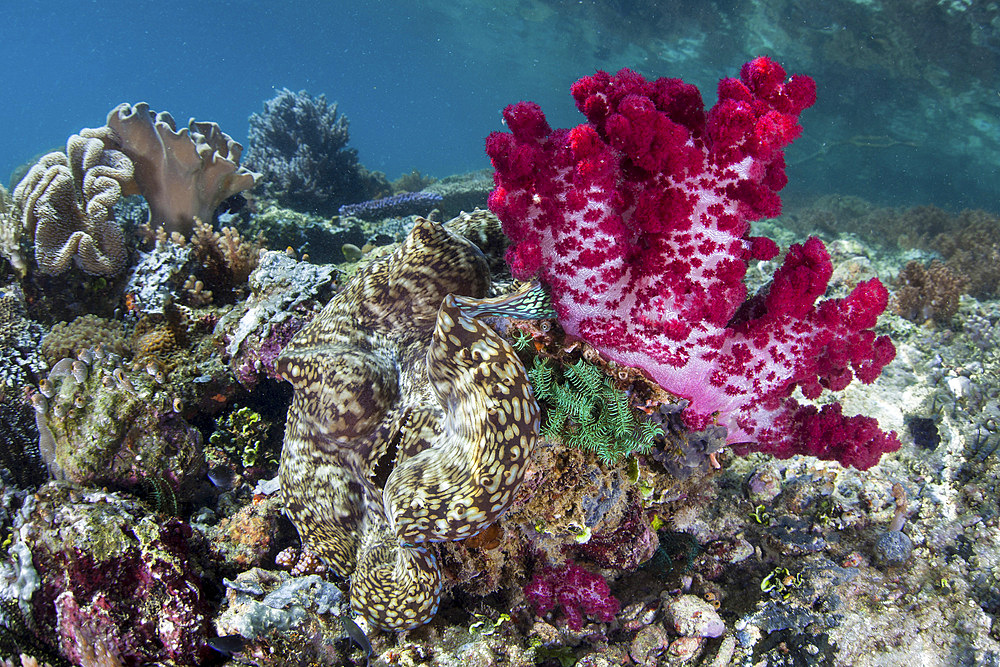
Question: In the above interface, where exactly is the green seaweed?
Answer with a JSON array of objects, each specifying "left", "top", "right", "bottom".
[
  {"left": 527, "top": 356, "right": 660, "bottom": 464},
  {"left": 210, "top": 406, "right": 273, "bottom": 468}
]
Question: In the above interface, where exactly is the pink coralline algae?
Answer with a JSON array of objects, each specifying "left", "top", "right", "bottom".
[
  {"left": 524, "top": 562, "right": 621, "bottom": 631},
  {"left": 486, "top": 57, "right": 899, "bottom": 470},
  {"left": 233, "top": 316, "right": 306, "bottom": 389},
  {"left": 24, "top": 485, "right": 209, "bottom": 665}
]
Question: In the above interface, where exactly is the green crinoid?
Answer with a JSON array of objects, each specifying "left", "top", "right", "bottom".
[{"left": 527, "top": 356, "right": 660, "bottom": 464}]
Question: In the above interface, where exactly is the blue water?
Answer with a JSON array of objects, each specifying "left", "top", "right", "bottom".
[
  {"left": 1, "top": 1, "right": 614, "bottom": 183},
  {"left": 3, "top": 1, "right": 999, "bottom": 211}
]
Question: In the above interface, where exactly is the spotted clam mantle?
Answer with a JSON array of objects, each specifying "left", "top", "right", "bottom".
[{"left": 277, "top": 218, "right": 540, "bottom": 630}]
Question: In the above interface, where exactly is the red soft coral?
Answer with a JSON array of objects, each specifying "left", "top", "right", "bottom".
[
  {"left": 524, "top": 562, "right": 620, "bottom": 631},
  {"left": 487, "top": 57, "right": 898, "bottom": 469}
]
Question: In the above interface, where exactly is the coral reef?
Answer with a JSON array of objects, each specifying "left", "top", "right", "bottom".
[
  {"left": 170, "top": 219, "right": 265, "bottom": 305},
  {"left": 0, "top": 186, "right": 25, "bottom": 276},
  {"left": 424, "top": 169, "right": 494, "bottom": 219},
  {"left": 206, "top": 494, "right": 287, "bottom": 569},
  {"left": 487, "top": 57, "right": 899, "bottom": 470},
  {"left": 338, "top": 190, "right": 444, "bottom": 221},
  {"left": 29, "top": 300, "right": 236, "bottom": 499},
  {"left": 891, "top": 259, "right": 968, "bottom": 324},
  {"left": 122, "top": 240, "right": 197, "bottom": 315},
  {"left": 928, "top": 209, "right": 1000, "bottom": 299},
  {"left": 213, "top": 568, "right": 352, "bottom": 664},
  {"left": 0, "top": 287, "right": 47, "bottom": 389},
  {"left": 391, "top": 168, "right": 437, "bottom": 193},
  {"left": 214, "top": 249, "right": 340, "bottom": 389},
  {"left": 245, "top": 203, "right": 367, "bottom": 265},
  {"left": 0, "top": 389, "right": 48, "bottom": 489},
  {"left": 277, "top": 218, "right": 539, "bottom": 630},
  {"left": 5, "top": 47, "right": 1000, "bottom": 666},
  {"left": 784, "top": 200, "right": 1000, "bottom": 302},
  {"left": 246, "top": 88, "right": 388, "bottom": 215},
  {"left": 12, "top": 131, "right": 134, "bottom": 276},
  {"left": 0, "top": 596, "right": 70, "bottom": 667},
  {"left": 105, "top": 102, "right": 260, "bottom": 237}
]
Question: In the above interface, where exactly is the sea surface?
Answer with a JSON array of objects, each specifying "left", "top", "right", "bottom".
[{"left": 3, "top": 0, "right": 999, "bottom": 211}]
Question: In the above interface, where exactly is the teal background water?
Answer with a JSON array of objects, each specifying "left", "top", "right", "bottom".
[{"left": 3, "top": 1, "right": 998, "bottom": 211}]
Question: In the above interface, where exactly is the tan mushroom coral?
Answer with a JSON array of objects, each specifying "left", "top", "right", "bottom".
[
  {"left": 105, "top": 102, "right": 261, "bottom": 237},
  {"left": 277, "top": 218, "right": 540, "bottom": 630},
  {"left": 13, "top": 131, "right": 135, "bottom": 276}
]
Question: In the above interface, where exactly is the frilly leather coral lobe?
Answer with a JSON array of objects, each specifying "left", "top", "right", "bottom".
[
  {"left": 106, "top": 102, "right": 260, "bottom": 237},
  {"left": 277, "top": 218, "right": 539, "bottom": 630},
  {"left": 13, "top": 131, "right": 135, "bottom": 275}
]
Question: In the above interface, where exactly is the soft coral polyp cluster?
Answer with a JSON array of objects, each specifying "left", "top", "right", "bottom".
[
  {"left": 524, "top": 562, "right": 620, "bottom": 631},
  {"left": 486, "top": 57, "right": 899, "bottom": 469}
]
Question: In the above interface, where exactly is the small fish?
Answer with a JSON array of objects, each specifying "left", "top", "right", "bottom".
[
  {"left": 342, "top": 616, "right": 373, "bottom": 667},
  {"left": 206, "top": 634, "right": 245, "bottom": 656},
  {"left": 207, "top": 464, "right": 236, "bottom": 490}
]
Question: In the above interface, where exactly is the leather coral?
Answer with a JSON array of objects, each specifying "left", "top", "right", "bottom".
[
  {"left": 105, "top": 102, "right": 260, "bottom": 237},
  {"left": 13, "top": 129, "right": 136, "bottom": 276}
]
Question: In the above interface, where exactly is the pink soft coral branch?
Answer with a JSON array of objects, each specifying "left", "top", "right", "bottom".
[
  {"left": 524, "top": 562, "right": 620, "bottom": 631},
  {"left": 486, "top": 57, "right": 899, "bottom": 469}
]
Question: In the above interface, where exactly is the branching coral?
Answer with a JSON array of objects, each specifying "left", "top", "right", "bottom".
[
  {"left": 105, "top": 102, "right": 260, "bottom": 237},
  {"left": 12, "top": 131, "right": 134, "bottom": 276},
  {"left": 246, "top": 89, "right": 388, "bottom": 215},
  {"left": 190, "top": 220, "right": 264, "bottom": 285},
  {"left": 172, "top": 219, "right": 265, "bottom": 303}
]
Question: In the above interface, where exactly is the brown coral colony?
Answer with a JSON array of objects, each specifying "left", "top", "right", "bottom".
[{"left": 105, "top": 102, "right": 260, "bottom": 238}]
